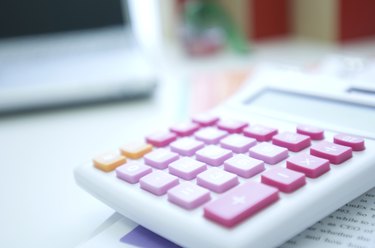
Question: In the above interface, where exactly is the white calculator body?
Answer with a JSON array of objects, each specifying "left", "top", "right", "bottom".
[{"left": 75, "top": 68, "right": 375, "bottom": 248}]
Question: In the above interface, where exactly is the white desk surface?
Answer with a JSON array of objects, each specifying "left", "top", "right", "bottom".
[{"left": 1, "top": 39, "right": 375, "bottom": 248}]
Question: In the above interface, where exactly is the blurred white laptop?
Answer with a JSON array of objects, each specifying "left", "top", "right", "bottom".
[{"left": 0, "top": 0, "right": 156, "bottom": 114}]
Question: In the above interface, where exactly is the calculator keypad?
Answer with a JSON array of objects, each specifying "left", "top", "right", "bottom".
[{"left": 93, "top": 115, "right": 366, "bottom": 228}]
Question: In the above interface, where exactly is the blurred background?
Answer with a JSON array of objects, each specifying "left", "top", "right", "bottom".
[{"left": 1, "top": 0, "right": 375, "bottom": 247}]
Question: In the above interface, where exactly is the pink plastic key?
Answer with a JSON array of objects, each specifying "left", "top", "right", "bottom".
[
  {"left": 144, "top": 149, "right": 179, "bottom": 169},
  {"left": 195, "top": 145, "right": 233, "bottom": 166},
  {"left": 140, "top": 171, "right": 179, "bottom": 196},
  {"left": 261, "top": 167, "right": 306, "bottom": 193},
  {"left": 192, "top": 114, "right": 219, "bottom": 126},
  {"left": 272, "top": 132, "right": 311, "bottom": 152},
  {"left": 168, "top": 182, "right": 211, "bottom": 209},
  {"left": 170, "top": 138, "right": 204, "bottom": 156},
  {"left": 197, "top": 168, "right": 239, "bottom": 193},
  {"left": 249, "top": 143, "right": 288, "bottom": 165},
  {"left": 195, "top": 127, "right": 228, "bottom": 144},
  {"left": 217, "top": 119, "right": 248, "bottom": 133},
  {"left": 224, "top": 154, "right": 265, "bottom": 178},
  {"left": 310, "top": 141, "right": 352, "bottom": 164},
  {"left": 204, "top": 181, "right": 279, "bottom": 227},
  {"left": 146, "top": 131, "right": 177, "bottom": 147},
  {"left": 243, "top": 125, "right": 278, "bottom": 141},
  {"left": 296, "top": 125, "right": 324, "bottom": 140},
  {"left": 116, "top": 162, "right": 152, "bottom": 184},
  {"left": 334, "top": 134, "right": 365, "bottom": 151},
  {"left": 287, "top": 153, "right": 330, "bottom": 178},
  {"left": 168, "top": 157, "right": 206, "bottom": 180},
  {"left": 170, "top": 122, "right": 200, "bottom": 136},
  {"left": 220, "top": 134, "right": 257, "bottom": 153}
]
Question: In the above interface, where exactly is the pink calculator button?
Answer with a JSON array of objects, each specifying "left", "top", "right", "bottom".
[
  {"left": 287, "top": 153, "right": 330, "bottom": 178},
  {"left": 310, "top": 141, "right": 352, "bottom": 164},
  {"left": 170, "top": 122, "right": 200, "bottom": 136},
  {"left": 192, "top": 114, "right": 219, "bottom": 126},
  {"left": 334, "top": 134, "right": 365, "bottom": 151},
  {"left": 261, "top": 167, "right": 306, "bottom": 193},
  {"left": 217, "top": 119, "right": 248, "bottom": 133},
  {"left": 140, "top": 171, "right": 179, "bottom": 196},
  {"left": 204, "top": 181, "right": 279, "bottom": 227},
  {"left": 195, "top": 127, "right": 228, "bottom": 144},
  {"left": 168, "top": 182, "right": 211, "bottom": 209},
  {"left": 296, "top": 125, "right": 324, "bottom": 140},
  {"left": 220, "top": 134, "right": 257, "bottom": 153},
  {"left": 168, "top": 157, "right": 206, "bottom": 180},
  {"left": 146, "top": 132, "right": 177, "bottom": 147},
  {"left": 272, "top": 132, "right": 311, "bottom": 152},
  {"left": 116, "top": 162, "right": 152, "bottom": 184},
  {"left": 197, "top": 168, "right": 239, "bottom": 193},
  {"left": 170, "top": 138, "right": 204, "bottom": 156},
  {"left": 224, "top": 154, "right": 265, "bottom": 178},
  {"left": 144, "top": 149, "right": 179, "bottom": 169},
  {"left": 249, "top": 143, "right": 288, "bottom": 165},
  {"left": 196, "top": 145, "right": 233, "bottom": 166},
  {"left": 243, "top": 125, "right": 278, "bottom": 141}
]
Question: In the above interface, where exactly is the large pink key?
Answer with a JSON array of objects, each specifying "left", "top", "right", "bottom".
[
  {"left": 170, "top": 122, "right": 200, "bottom": 136},
  {"left": 261, "top": 167, "right": 306, "bottom": 193},
  {"left": 220, "top": 134, "right": 257, "bottom": 153},
  {"left": 144, "top": 149, "right": 179, "bottom": 169},
  {"left": 204, "top": 181, "right": 279, "bottom": 227},
  {"left": 224, "top": 154, "right": 265, "bottom": 178},
  {"left": 168, "top": 182, "right": 211, "bottom": 209},
  {"left": 146, "top": 131, "right": 177, "bottom": 147},
  {"left": 249, "top": 143, "right": 288, "bottom": 165},
  {"left": 196, "top": 145, "right": 233, "bottom": 166},
  {"left": 243, "top": 125, "right": 278, "bottom": 141},
  {"left": 195, "top": 127, "right": 228, "bottom": 144},
  {"left": 272, "top": 132, "right": 311, "bottom": 152},
  {"left": 287, "top": 153, "right": 330, "bottom": 178},
  {"left": 217, "top": 119, "right": 248, "bottom": 133},
  {"left": 140, "top": 171, "right": 179, "bottom": 196},
  {"left": 192, "top": 114, "right": 219, "bottom": 126},
  {"left": 116, "top": 162, "right": 152, "bottom": 184},
  {"left": 197, "top": 168, "right": 239, "bottom": 193},
  {"left": 310, "top": 141, "right": 352, "bottom": 164},
  {"left": 168, "top": 157, "right": 206, "bottom": 180},
  {"left": 296, "top": 125, "right": 324, "bottom": 140},
  {"left": 170, "top": 138, "right": 204, "bottom": 156},
  {"left": 334, "top": 134, "right": 365, "bottom": 151}
]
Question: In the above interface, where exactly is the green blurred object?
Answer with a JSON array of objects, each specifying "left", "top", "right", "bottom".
[{"left": 183, "top": 0, "right": 250, "bottom": 54}]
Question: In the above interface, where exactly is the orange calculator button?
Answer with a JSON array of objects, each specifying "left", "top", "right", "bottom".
[
  {"left": 120, "top": 142, "right": 153, "bottom": 159},
  {"left": 93, "top": 152, "right": 126, "bottom": 172}
]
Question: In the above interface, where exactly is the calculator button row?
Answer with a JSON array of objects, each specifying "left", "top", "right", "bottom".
[
  {"left": 261, "top": 167, "right": 306, "bottom": 193},
  {"left": 204, "top": 181, "right": 279, "bottom": 227},
  {"left": 286, "top": 153, "right": 330, "bottom": 178},
  {"left": 310, "top": 141, "right": 352, "bottom": 164}
]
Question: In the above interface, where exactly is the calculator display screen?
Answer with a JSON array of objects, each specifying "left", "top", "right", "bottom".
[{"left": 246, "top": 89, "right": 375, "bottom": 133}]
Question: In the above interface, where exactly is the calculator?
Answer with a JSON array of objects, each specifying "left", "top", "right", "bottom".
[{"left": 75, "top": 69, "right": 375, "bottom": 248}]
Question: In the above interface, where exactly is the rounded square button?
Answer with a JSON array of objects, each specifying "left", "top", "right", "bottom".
[
  {"left": 243, "top": 125, "right": 278, "bottom": 141},
  {"left": 224, "top": 154, "right": 265, "bottom": 178},
  {"left": 93, "top": 152, "right": 126, "bottom": 172},
  {"left": 310, "top": 141, "right": 352, "bottom": 164},
  {"left": 217, "top": 119, "right": 248, "bottom": 133},
  {"left": 261, "top": 167, "right": 306, "bottom": 193},
  {"left": 170, "top": 138, "right": 204, "bottom": 156},
  {"left": 168, "top": 157, "right": 207, "bottom": 180},
  {"left": 140, "top": 171, "right": 179, "bottom": 196},
  {"left": 272, "top": 132, "right": 311, "bottom": 152},
  {"left": 287, "top": 153, "right": 330, "bottom": 178},
  {"left": 146, "top": 131, "right": 177, "bottom": 147},
  {"left": 334, "top": 134, "right": 365, "bottom": 151},
  {"left": 116, "top": 162, "right": 152, "bottom": 183},
  {"left": 220, "top": 134, "right": 257, "bottom": 153},
  {"left": 168, "top": 182, "right": 211, "bottom": 209},
  {"left": 144, "top": 149, "right": 179, "bottom": 169},
  {"left": 170, "top": 122, "right": 200, "bottom": 136},
  {"left": 197, "top": 168, "right": 239, "bottom": 193},
  {"left": 120, "top": 142, "right": 153, "bottom": 159},
  {"left": 196, "top": 145, "right": 233, "bottom": 166},
  {"left": 249, "top": 143, "right": 288, "bottom": 165},
  {"left": 195, "top": 127, "right": 228, "bottom": 144},
  {"left": 297, "top": 125, "right": 324, "bottom": 140}
]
